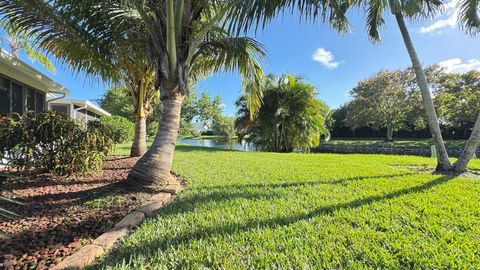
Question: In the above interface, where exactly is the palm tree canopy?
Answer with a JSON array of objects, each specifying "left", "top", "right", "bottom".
[
  {"left": 236, "top": 74, "right": 331, "bottom": 153},
  {"left": 0, "top": 0, "right": 266, "bottom": 112}
]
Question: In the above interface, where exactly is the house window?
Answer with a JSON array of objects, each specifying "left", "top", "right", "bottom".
[
  {"left": 51, "top": 104, "right": 69, "bottom": 116},
  {"left": 35, "top": 91, "right": 45, "bottom": 113},
  {"left": 0, "top": 77, "right": 10, "bottom": 114},
  {"left": 11, "top": 82, "right": 23, "bottom": 114},
  {"left": 26, "top": 88, "right": 35, "bottom": 112}
]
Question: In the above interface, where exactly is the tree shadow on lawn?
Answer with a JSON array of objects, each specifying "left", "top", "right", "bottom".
[
  {"left": 192, "top": 173, "right": 417, "bottom": 191},
  {"left": 93, "top": 175, "right": 455, "bottom": 268},
  {"left": 158, "top": 173, "right": 417, "bottom": 217}
]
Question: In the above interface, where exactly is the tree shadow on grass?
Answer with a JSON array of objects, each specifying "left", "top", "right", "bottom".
[
  {"left": 192, "top": 173, "right": 417, "bottom": 191},
  {"left": 92, "top": 175, "right": 455, "bottom": 268}
]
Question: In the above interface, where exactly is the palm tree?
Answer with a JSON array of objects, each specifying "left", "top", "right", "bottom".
[
  {"left": 229, "top": 0, "right": 480, "bottom": 173},
  {"left": 0, "top": 0, "right": 266, "bottom": 187},
  {"left": 0, "top": 21, "right": 55, "bottom": 73},
  {"left": 0, "top": 1, "right": 161, "bottom": 158},
  {"left": 348, "top": 0, "right": 480, "bottom": 173},
  {"left": 236, "top": 74, "right": 330, "bottom": 152}
]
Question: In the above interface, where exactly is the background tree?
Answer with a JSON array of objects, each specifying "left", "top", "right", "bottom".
[
  {"left": 97, "top": 86, "right": 162, "bottom": 139},
  {"left": 236, "top": 74, "right": 330, "bottom": 152},
  {"left": 346, "top": 70, "right": 421, "bottom": 141},
  {"left": 228, "top": 0, "right": 480, "bottom": 172},
  {"left": 97, "top": 87, "right": 135, "bottom": 120},
  {"left": 434, "top": 70, "right": 480, "bottom": 136}
]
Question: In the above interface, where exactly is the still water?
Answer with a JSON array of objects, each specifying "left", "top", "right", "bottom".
[{"left": 177, "top": 138, "right": 255, "bottom": 151}]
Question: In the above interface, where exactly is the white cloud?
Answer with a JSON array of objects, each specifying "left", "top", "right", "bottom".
[
  {"left": 438, "top": 58, "right": 480, "bottom": 73},
  {"left": 220, "top": 103, "right": 226, "bottom": 108},
  {"left": 312, "top": 48, "right": 342, "bottom": 69},
  {"left": 420, "top": 0, "right": 458, "bottom": 34}
]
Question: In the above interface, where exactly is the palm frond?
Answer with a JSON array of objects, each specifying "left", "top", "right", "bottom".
[
  {"left": 191, "top": 29, "right": 267, "bottom": 115},
  {"left": 457, "top": 0, "right": 480, "bottom": 34},
  {"left": 225, "top": 0, "right": 352, "bottom": 35}
]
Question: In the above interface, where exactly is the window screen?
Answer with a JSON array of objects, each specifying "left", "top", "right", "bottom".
[
  {"left": 11, "top": 82, "right": 23, "bottom": 114},
  {"left": 0, "top": 77, "right": 10, "bottom": 114},
  {"left": 26, "top": 88, "right": 35, "bottom": 112},
  {"left": 51, "top": 104, "right": 69, "bottom": 115},
  {"left": 35, "top": 91, "right": 45, "bottom": 113}
]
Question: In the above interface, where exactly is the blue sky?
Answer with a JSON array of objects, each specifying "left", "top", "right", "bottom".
[{"left": 2, "top": 2, "right": 480, "bottom": 116}]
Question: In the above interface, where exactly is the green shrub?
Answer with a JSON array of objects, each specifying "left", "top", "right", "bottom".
[
  {"left": 99, "top": 115, "right": 134, "bottom": 144},
  {"left": 0, "top": 111, "right": 113, "bottom": 176},
  {"left": 147, "top": 121, "right": 158, "bottom": 138}
]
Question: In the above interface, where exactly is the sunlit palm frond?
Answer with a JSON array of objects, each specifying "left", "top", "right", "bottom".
[
  {"left": 191, "top": 29, "right": 267, "bottom": 115},
  {"left": 225, "top": 0, "right": 352, "bottom": 34}
]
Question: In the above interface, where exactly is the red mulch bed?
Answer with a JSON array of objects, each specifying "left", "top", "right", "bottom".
[{"left": 0, "top": 157, "right": 157, "bottom": 270}]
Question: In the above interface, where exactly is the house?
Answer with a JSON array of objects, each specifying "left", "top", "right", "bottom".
[
  {"left": 0, "top": 49, "right": 68, "bottom": 115},
  {"left": 0, "top": 49, "right": 110, "bottom": 122},
  {"left": 47, "top": 95, "right": 111, "bottom": 124}
]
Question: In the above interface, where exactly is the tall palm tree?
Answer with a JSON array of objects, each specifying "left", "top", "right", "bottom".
[
  {"left": 0, "top": 0, "right": 266, "bottom": 187},
  {"left": 349, "top": 0, "right": 480, "bottom": 173},
  {"left": 0, "top": 1, "right": 160, "bottom": 158},
  {"left": 229, "top": 0, "right": 480, "bottom": 173}
]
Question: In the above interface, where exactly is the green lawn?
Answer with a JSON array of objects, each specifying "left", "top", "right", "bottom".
[
  {"left": 94, "top": 146, "right": 480, "bottom": 269},
  {"left": 113, "top": 139, "right": 155, "bottom": 156},
  {"left": 325, "top": 138, "right": 467, "bottom": 147}
]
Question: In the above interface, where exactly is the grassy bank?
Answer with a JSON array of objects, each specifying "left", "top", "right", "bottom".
[
  {"left": 324, "top": 138, "right": 467, "bottom": 147},
  {"left": 93, "top": 146, "right": 480, "bottom": 269}
]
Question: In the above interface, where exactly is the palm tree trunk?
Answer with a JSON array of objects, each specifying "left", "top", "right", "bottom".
[
  {"left": 394, "top": 12, "right": 452, "bottom": 172},
  {"left": 130, "top": 115, "right": 147, "bottom": 157},
  {"left": 126, "top": 94, "right": 183, "bottom": 187},
  {"left": 453, "top": 113, "right": 480, "bottom": 173}
]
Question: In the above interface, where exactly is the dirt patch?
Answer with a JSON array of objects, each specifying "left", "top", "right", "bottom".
[{"left": 0, "top": 157, "right": 157, "bottom": 270}]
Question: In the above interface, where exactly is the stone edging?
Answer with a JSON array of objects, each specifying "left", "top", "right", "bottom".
[
  {"left": 52, "top": 180, "right": 183, "bottom": 270},
  {"left": 312, "top": 144, "right": 480, "bottom": 158}
]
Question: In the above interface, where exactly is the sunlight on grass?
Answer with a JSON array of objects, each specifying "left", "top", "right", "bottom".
[{"left": 93, "top": 147, "right": 480, "bottom": 269}]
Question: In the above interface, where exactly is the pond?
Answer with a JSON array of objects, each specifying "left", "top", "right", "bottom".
[{"left": 177, "top": 137, "right": 256, "bottom": 151}]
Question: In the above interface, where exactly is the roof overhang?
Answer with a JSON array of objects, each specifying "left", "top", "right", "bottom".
[
  {"left": 48, "top": 98, "right": 111, "bottom": 117},
  {"left": 0, "top": 49, "right": 69, "bottom": 95}
]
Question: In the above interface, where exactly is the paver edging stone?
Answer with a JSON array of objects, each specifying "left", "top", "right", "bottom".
[{"left": 52, "top": 179, "right": 183, "bottom": 270}]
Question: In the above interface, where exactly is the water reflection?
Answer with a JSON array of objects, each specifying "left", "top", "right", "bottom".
[{"left": 177, "top": 138, "right": 255, "bottom": 151}]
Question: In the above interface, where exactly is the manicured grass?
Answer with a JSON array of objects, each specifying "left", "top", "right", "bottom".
[
  {"left": 325, "top": 138, "right": 467, "bottom": 147},
  {"left": 93, "top": 147, "right": 480, "bottom": 269},
  {"left": 113, "top": 139, "right": 154, "bottom": 156}
]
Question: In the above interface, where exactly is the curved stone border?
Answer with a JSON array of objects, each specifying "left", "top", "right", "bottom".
[{"left": 52, "top": 180, "right": 183, "bottom": 270}]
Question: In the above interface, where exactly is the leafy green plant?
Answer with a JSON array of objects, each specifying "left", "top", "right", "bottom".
[
  {"left": 98, "top": 115, "right": 135, "bottom": 144},
  {"left": 236, "top": 74, "right": 331, "bottom": 152},
  {"left": 0, "top": 111, "right": 113, "bottom": 176}
]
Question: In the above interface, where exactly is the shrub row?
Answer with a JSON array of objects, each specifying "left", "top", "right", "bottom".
[{"left": 0, "top": 112, "right": 114, "bottom": 176}]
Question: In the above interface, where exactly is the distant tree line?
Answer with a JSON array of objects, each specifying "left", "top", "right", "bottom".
[{"left": 331, "top": 66, "right": 480, "bottom": 141}]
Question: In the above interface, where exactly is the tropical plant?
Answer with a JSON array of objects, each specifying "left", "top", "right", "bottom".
[
  {"left": 0, "top": 0, "right": 266, "bottom": 187},
  {"left": 229, "top": 0, "right": 480, "bottom": 173},
  {"left": 0, "top": 1, "right": 159, "bottom": 158},
  {"left": 236, "top": 74, "right": 330, "bottom": 153},
  {"left": 346, "top": 0, "right": 480, "bottom": 173},
  {"left": 99, "top": 115, "right": 135, "bottom": 144},
  {"left": 0, "top": 21, "right": 55, "bottom": 73},
  {"left": 0, "top": 112, "right": 113, "bottom": 176}
]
